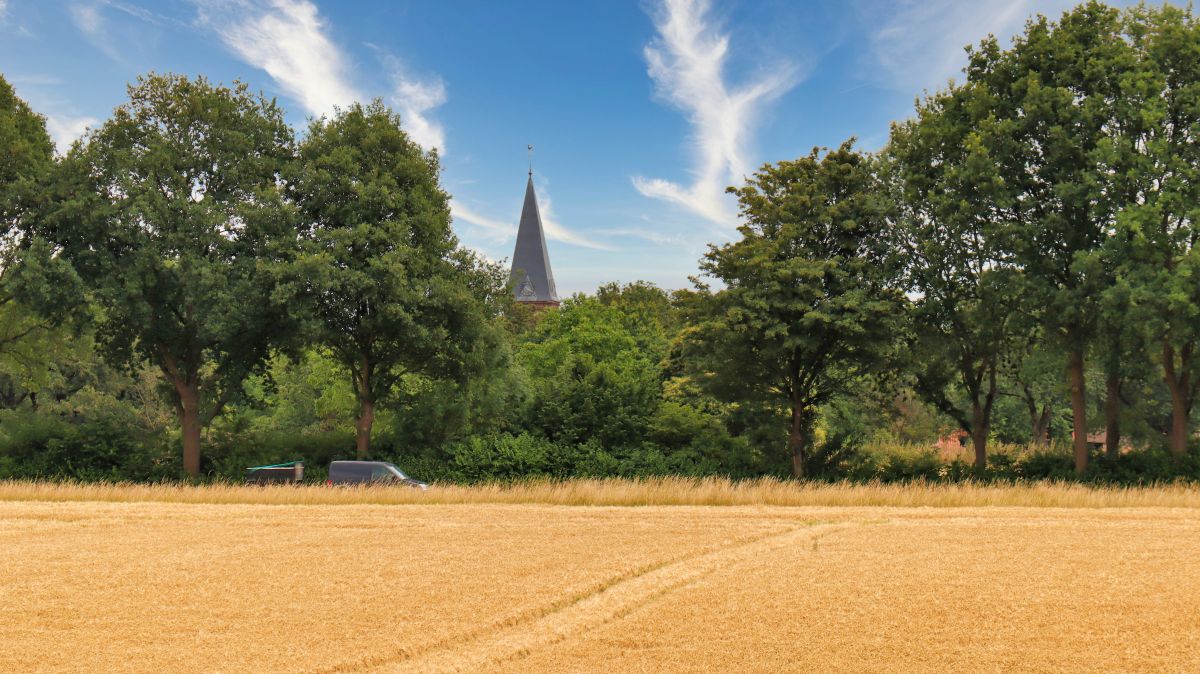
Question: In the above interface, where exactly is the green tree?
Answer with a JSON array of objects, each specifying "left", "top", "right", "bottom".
[
  {"left": 888, "top": 81, "right": 1025, "bottom": 470},
  {"left": 966, "top": 3, "right": 1135, "bottom": 471},
  {"left": 1005, "top": 332, "right": 1067, "bottom": 446},
  {"left": 0, "top": 73, "right": 54, "bottom": 244},
  {"left": 288, "top": 101, "right": 498, "bottom": 458},
  {"left": 1114, "top": 4, "right": 1200, "bottom": 457},
  {"left": 517, "top": 295, "right": 662, "bottom": 450},
  {"left": 686, "top": 142, "right": 905, "bottom": 478},
  {"left": 0, "top": 74, "right": 66, "bottom": 368},
  {"left": 39, "top": 73, "right": 296, "bottom": 476}
]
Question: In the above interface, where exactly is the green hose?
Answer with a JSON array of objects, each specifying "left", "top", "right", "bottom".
[{"left": 246, "top": 461, "right": 303, "bottom": 472}]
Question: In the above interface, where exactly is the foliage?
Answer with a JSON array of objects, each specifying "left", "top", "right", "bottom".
[
  {"left": 887, "top": 78, "right": 1025, "bottom": 470},
  {"left": 288, "top": 101, "right": 502, "bottom": 458},
  {"left": 1109, "top": 5, "right": 1200, "bottom": 457},
  {"left": 964, "top": 2, "right": 1137, "bottom": 472},
  {"left": 685, "top": 141, "right": 906, "bottom": 477},
  {"left": 35, "top": 73, "right": 297, "bottom": 476}
]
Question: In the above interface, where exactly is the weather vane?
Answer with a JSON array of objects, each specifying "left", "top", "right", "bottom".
[{"left": 528, "top": 144, "right": 534, "bottom": 177}]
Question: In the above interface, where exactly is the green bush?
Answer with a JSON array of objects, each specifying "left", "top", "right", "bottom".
[
  {"left": 444, "top": 433, "right": 556, "bottom": 481},
  {"left": 0, "top": 409, "right": 172, "bottom": 480}
]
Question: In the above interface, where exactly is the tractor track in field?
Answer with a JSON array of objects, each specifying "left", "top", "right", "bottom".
[{"left": 321, "top": 521, "right": 850, "bottom": 674}]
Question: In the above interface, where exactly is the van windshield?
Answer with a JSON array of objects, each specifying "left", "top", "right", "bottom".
[{"left": 383, "top": 463, "right": 409, "bottom": 480}]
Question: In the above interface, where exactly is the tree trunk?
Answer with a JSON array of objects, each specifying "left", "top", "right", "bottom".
[
  {"left": 1170, "top": 395, "right": 1189, "bottom": 458},
  {"left": 1032, "top": 405, "right": 1051, "bottom": 446},
  {"left": 971, "top": 401, "right": 988, "bottom": 471},
  {"left": 1104, "top": 374, "right": 1121, "bottom": 459},
  {"left": 1163, "top": 341, "right": 1192, "bottom": 459},
  {"left": 177, "top": 382, "right": 202, "bottom": 478},
  {"left": 788, "top": 404, "right": 809, "bottom": 479},
  {"left": 356, "top": 397, "right": 375, "bottom": 460},
  {"left": 1022, "top": 383, "right": 1050, "bottom": 446},
  {"left": 1067, "top": 349, "right": 1088, "bottom": 474}
]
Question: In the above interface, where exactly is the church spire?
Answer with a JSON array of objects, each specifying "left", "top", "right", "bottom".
[{"left": 510, "top": 167, "right": 559, "bottom": 306}]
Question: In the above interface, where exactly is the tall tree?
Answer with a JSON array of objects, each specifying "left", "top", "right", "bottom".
[
  {"left": 40, "top": 74, "right": 296, "bottom": 476},
  {"left": 1114, "top": 4, "right": 1200, "bottom": 458},
  {"left": 0, "top": 74, "right": 59, "bottom": 352},
  {"left": 888, "top": 81, "right": 1025, "bottom": 470},
  {"left": 686, "top": 142, "right": 905, "bottom": 478},
  {"left": 288, "top": 101, "right": 495, "bottom": 458},
  {"left": 966, "top": 2, "right": 1135, "bottom": 471},
  {"left": 0, "top": 73, "right": 53, "bottom": 241}
]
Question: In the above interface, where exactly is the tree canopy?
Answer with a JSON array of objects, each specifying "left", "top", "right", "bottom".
[
  {"left": 686, "top": 142, "right": 905, "bottom": 477},
  {"left": 289, "top": 101, "right": 504, "bottom": 458},
  {"left": 38, "top": 73, "right": 297, "bottom": 476}
]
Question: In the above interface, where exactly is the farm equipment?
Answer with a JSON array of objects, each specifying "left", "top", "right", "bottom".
[{"left": 244, "top": 461, "right": 304, "bottom": 484}]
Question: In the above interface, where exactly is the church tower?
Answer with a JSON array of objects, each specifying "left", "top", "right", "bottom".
[{"left": 509, "top": 170, "right": 560, "bottom": 308}]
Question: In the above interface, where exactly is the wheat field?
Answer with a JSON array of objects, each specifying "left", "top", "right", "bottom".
[{"left": 2, "top": 483, "right": 1199, "bottom": 672}]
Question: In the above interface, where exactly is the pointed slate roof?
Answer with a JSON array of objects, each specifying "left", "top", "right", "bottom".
[{"left": 510, "top": 176, "right": 559, "bottom": 303}]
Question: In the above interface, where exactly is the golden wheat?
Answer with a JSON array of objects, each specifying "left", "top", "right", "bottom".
[
  {"left": 3, "top": 477, "right": 1200, "bottom": 508},
  {"left": 3, "top": 486, "right": 1199, "bottom": 672},
  {"left": 493, "top": 509, "right": 1200, "bottom": 673}
]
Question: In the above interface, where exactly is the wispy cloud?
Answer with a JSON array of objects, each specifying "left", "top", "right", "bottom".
[
  {"left": 196, "top": 0, "right": 361, "bottom": 118},
  {"left": 451, "top": 183, "right": 612, "bottom": 252},
  {"left": 858, "top": 0, "right": 1077, "bottom": 93},
  {"left": 537, "top": 189, "right": 613, "bottom": 251},
  {"left": 70, "top": 2, "right": 121, "bottom": 61},
  {"left": 451, "top": 201, "right": 511, "bottom": 239},
  {"left": 9, "top": 74, "right": 61, "bottom": 86},
  {"left": 596, "top": 227, "right": 687, "bottom": 247},
  {"left": 198, "top": 1, "right": 448, "bottom": 154},
  {"left": 372, "top": 48, "right": 447, "bottom": 154},
  {"left": 67, "top": 1, "right": 175, "bottom": 60},
  {"left": 106, "top": 1, "right": 172, "bottom": 25},
  {"left": 0, "top": 0, "right": 35, "bottom": 37},
  {"left": 633, "top": 0, "right": 797, "bottom": 225}
]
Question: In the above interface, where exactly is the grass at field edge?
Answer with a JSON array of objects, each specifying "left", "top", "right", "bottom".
[{"left": 2, "top": 477, "right": 1200, "bottom": 508}]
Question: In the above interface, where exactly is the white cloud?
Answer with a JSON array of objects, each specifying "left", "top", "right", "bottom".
[
  {"left": 451, "top": 201, "right": 510, "bottom": 238},
  {"left": 8, "top": 76, "right": 96, "bottom": 152},
  {"left": 634, "top": 0, "right": 797, "bottom": 225},
  {"left": 9, "top": 75, "right": 61, "bottom": 86},
  {"left": 596, "top": 227, "right": 687, "bottom": 247},
  {"left": 451, "top": 184, "right": 612, "bottom": 252},
  {"left": 200, "top": 2, "right": 449, "bottom": 153},
  {"left": 44, "top": 113, "right": 99, "bottom": 153},
  {"left": 859, "top": 0, "right": 1078, "bottom": 93},
  {"left": 537, "top": 189, "right": 613, "bottom": 251},
  {"left": 373, "top": 49, "right": 447, "bottom": 154},
  {"left": 0, "top": 1, "right": 8, "bottom": 21},
  {"left": 197, "top": 0, "right": 361, "bottom": 118}
]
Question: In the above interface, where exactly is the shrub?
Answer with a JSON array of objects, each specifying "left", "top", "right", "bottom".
[{"left": 0, "top": 409, "right": 172, "bottom": 481}]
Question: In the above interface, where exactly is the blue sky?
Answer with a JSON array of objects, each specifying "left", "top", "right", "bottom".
[{"left": 0, "top": 0, "right": 1154, "bottom": 294}]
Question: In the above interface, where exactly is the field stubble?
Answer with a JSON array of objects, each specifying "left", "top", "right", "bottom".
[{"left": 1, "top": 481, "right": 1199, "bottom": 673}]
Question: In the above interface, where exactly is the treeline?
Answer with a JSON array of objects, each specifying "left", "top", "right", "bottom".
[{"left": 1, "top": 1, "right": 1198, "bottom": 483}]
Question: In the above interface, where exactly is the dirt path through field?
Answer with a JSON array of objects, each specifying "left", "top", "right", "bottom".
[
  {"left": 365, "top": 523, "right": 847, "bottom": 673},
  {"left": 494, "top": 510, "right": 1200, "bottom": 673}
]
